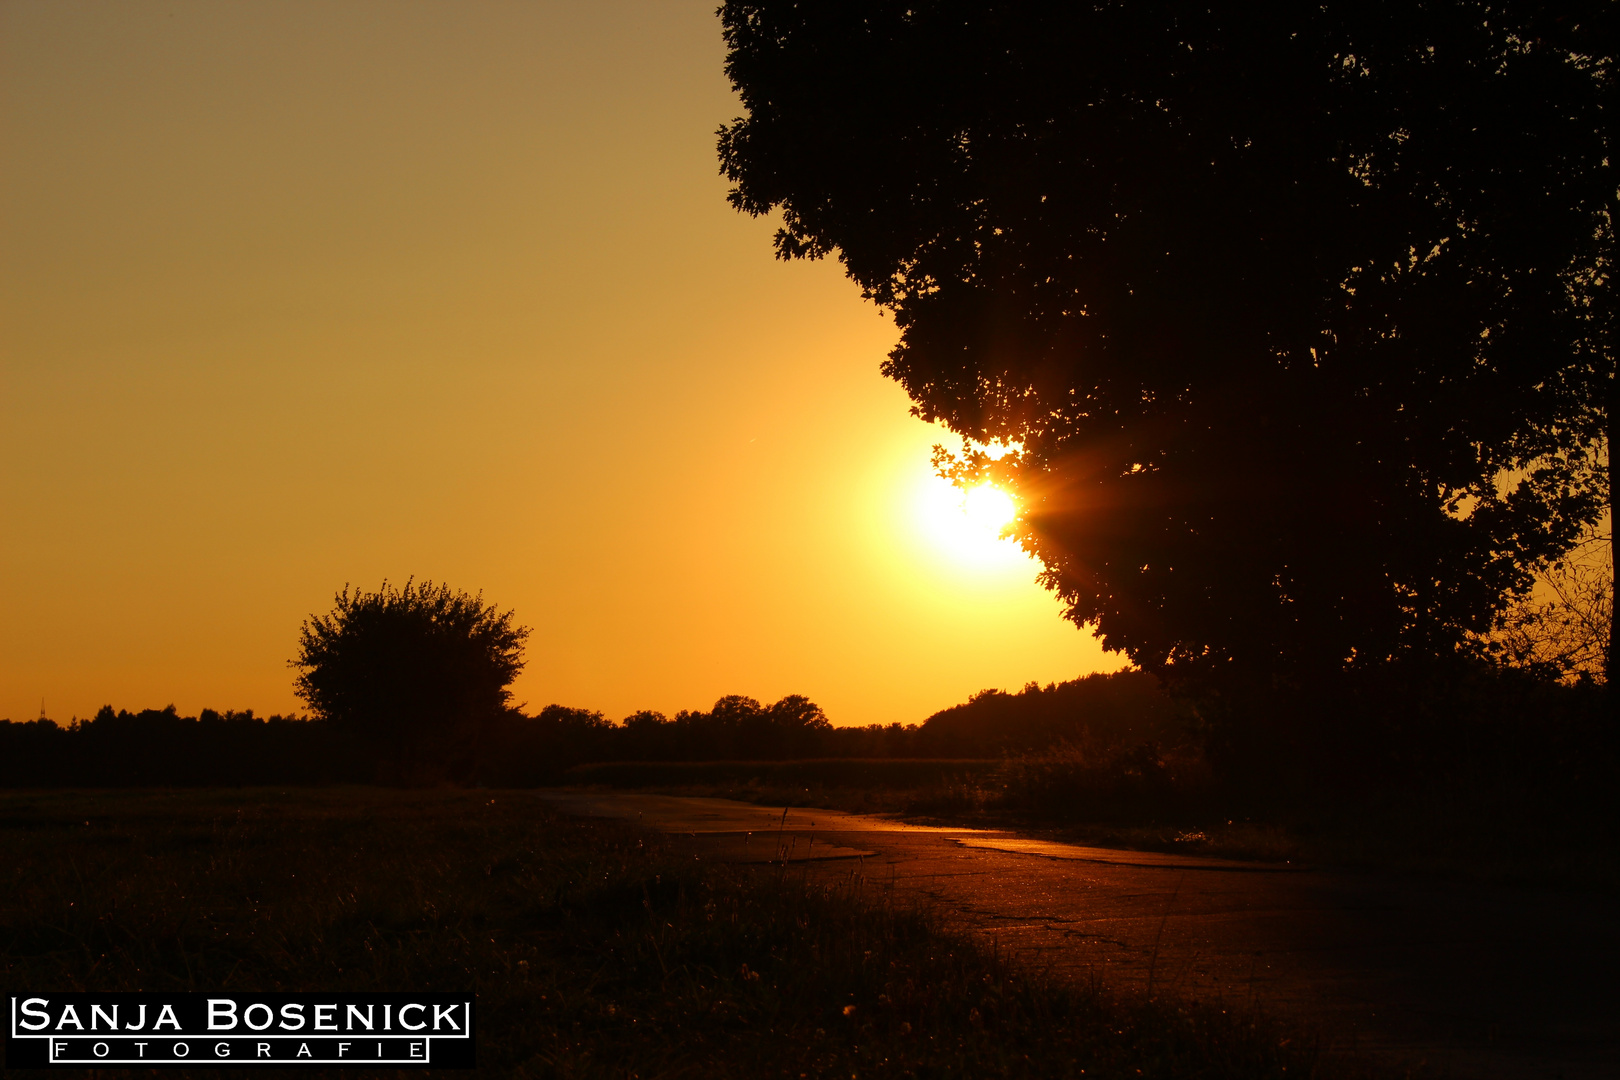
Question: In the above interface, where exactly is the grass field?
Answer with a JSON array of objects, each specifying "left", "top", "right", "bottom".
[
  {"left": 0, "top": 788, "right": 1387, "bottom": 1078},
  {"left": 564, "top": 759, "right": 1003, "bottom": 791},
  {"left": 563, "top": 759, "right": 1002, "bottom": 820}
]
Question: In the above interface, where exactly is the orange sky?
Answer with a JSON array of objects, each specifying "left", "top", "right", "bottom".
[{"left": 0, "top": 0, "right": 1119, "bottom": 727}]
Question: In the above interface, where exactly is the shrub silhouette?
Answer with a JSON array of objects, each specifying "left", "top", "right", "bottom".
[{"left": 291, "top": 580, "right": 528, "bottom": 783}]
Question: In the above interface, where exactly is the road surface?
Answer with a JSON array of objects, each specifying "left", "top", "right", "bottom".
[{"left": 540, "top": 790, "right": 1617, "bottom": 1079}]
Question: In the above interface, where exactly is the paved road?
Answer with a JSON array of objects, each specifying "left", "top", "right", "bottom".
[{"left": 540, "top": 791, "right": 1617, "bottom": 1079}]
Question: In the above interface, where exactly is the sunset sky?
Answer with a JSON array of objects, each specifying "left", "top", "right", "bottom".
[{"left": 1, "top": 0, "right": 1118, "bottom": 727}]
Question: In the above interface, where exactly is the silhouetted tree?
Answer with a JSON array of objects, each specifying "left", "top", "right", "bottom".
[
  {"left": 291, "top": 581, "right": 529, "bottom": 782},
  {"left": 719, "top": 3, "right": 1614, "bottom": 757}
]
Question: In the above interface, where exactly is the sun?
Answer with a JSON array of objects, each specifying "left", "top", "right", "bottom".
[
  {"left": 963, "top": 483, "right": 1017, "bottom": 533},
  {"left": 914, "top": 477, "right": 1026, "bottom": 569}
]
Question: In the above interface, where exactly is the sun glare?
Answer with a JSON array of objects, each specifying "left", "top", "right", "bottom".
[
  {"left": 964, "top": 484, "right": 1017, "bottom": 533},
  {"left": 914, "top": 476, "right": 1027, "bottom": 569}
]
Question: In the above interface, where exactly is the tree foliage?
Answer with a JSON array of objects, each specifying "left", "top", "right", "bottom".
[
  {"left": 719, "top": 1, "right": 1614, "bottom": 699},
  {"left": 1490, "top": 525, "right": 1614, "bottom": 680},
  {"left": 291, "top": 581, "right": 529, "bottom": 777}
]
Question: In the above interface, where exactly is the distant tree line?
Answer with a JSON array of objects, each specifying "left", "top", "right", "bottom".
[
  {"left": 6, "top": 662, "right": 1609, "bottom": 798},
  {"left": 14, "top": 577, "right": 1609, "bottom": 793},
  {"left": 0, "top": 706, "right": 366, "bottom": 787},
  {"left": 0, "top": 672, "right": 1189, "bottom": 787}
]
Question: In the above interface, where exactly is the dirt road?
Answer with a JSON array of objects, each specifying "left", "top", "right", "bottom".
[{"left": 540, "top": 790, "right": 1616, "bottom": 1079}]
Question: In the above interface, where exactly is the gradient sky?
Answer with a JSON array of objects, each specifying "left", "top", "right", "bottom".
[{"left": 1, "top": 0, "right": 1119, "bottom": 727}]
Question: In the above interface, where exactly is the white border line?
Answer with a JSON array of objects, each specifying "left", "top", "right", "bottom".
[
  {"left": 46, "top": 1040, "right": 437, "bottom": 1065},
  {"left": 40, "top": 1036, "right": 447, "bottom": 1066}
]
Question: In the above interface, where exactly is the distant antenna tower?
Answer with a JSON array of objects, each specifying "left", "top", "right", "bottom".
[{"left": 39, "top": 698, "right": 46, "bottom": 722}]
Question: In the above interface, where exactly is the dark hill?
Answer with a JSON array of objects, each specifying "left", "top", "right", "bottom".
[{"left": 919, "top": 670, "right": 1191, "bottom": 756}]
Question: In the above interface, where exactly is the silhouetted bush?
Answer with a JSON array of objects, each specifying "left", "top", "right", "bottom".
[{"left": 291, "top": 580, "right": 528, "bottom": 783}]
